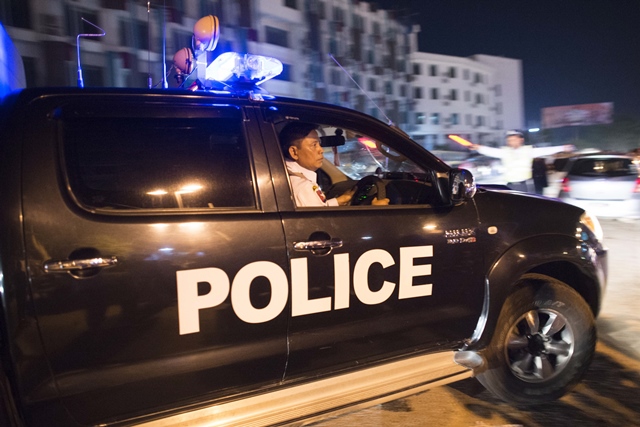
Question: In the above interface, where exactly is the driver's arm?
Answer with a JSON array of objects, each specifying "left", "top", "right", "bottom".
[{"left": 336, "top": 187, "right": 356, "bottom": 206}]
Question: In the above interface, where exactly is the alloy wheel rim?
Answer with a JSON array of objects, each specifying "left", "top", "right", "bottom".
[{"left": 504, "top": 308, "right": 575, "bottom": 382}]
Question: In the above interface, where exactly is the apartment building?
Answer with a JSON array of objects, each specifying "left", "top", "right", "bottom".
[{"left": 1, "top": 0, "right": 523, "bottom": 146}]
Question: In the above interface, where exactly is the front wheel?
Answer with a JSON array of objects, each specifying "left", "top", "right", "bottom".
[{"left": 476, "top": 276, "right": 596, "bottom": 405}]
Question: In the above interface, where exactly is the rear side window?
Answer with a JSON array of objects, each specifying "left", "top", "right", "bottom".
[
  {"left": 570, "top": 158, "right": 637, "bottom": 178},
  {"left": 62, "top": 108, "right": 255, "bottom": 211}
]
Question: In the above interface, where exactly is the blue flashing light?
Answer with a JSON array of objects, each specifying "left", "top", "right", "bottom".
[
  {"left": 0, "top": 23, "right": 26, "bottom": 98},
  {"left": 206, "top": 52, "right": 283, "bottom": 87}
]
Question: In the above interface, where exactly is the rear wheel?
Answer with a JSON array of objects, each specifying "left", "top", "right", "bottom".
[{"left": 476, "top": 275, "right": 596, "bottom": 405}]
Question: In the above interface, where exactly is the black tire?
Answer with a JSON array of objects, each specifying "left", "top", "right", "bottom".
[{"left": 476, "top": 274, "right": 596, "bottom": 405}]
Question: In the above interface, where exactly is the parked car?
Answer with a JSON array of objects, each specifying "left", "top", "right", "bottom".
[
  {"left": 558, "top": 154, "right": 640, "bottom": 219},
  {"left": 0, "top": 30, "right": 607, "bottom": 427}
]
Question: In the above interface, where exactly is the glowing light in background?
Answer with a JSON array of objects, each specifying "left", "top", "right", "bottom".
[{"left": 448, "top": 135, "right": 473, "bottom": 147}]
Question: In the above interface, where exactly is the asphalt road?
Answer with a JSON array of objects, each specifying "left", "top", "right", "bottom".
[{"left": 308, "top": 218, "right": 640, "bottom": 427}]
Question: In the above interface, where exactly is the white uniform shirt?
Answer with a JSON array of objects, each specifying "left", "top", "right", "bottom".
[
  {"left": 286, "top": 160, "right": 339, "bottom": 207},
  {"left": 477, "top": 145, "right": 566, "bottom": 183}
]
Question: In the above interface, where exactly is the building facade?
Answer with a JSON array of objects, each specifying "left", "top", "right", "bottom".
[{"left": 1, "top": 0, "right": 523, "bottom": 146}]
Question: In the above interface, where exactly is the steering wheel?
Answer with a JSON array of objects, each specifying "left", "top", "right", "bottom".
[{"left": 350, "top": 175, "right": 386, "bottom": 205}]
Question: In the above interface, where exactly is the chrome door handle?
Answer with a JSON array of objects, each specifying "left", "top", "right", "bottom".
[
  {"left": 43, "top": 256, "right": 118, "bottom": 273},
  {"left": 293, "top": 238, "right": 343, "bottom": 251}
]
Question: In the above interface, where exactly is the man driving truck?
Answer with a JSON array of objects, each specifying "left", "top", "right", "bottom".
[{"left": 280, "top": 122, "right": 389, "bottom": 207}]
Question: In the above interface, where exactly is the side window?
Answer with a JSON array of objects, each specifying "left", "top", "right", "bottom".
[
  {"left": 63, "top": 110, "right": 255, "bottom": 211},
  {"left": 316, "top": 124, "right": 435, "bottom": 206}
]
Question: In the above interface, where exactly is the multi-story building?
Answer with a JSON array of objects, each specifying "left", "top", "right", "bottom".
[
  {"left": 2, "top": 0, "right": 523, "bottom": 147},
  {"left": 410, "top": 52, "right": 524, "bottom": 150}
]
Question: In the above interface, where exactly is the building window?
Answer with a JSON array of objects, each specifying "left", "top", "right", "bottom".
[
  {"left": 429, "top": 113, "right": 440, "bottom": 125},
  {"left": 429, "top": 65, "right": 438, "bottom": 77},
  {"left": 200, "top": 0, "right": 224, "bottom": 20},
  {"left": 412, "top": 63, "right": 421, "bottom": 75},
  {"left": 474, "top": 72, "right": 482, "bottom": 84},
  {"left": 400, "top": 110, "right": 408, "bottom": 125},
  {"left": 265, "top": 26, "right": 289, "bottom": 47},
  {"left": 66, "top": 7, "right": 100, "bottom": 39},
  {"left": 400, "top": 84, "right": 406, "bottom": 97},
  {"left": 368, "top": 78, "right": 377, "bottom": 92},
  {"left": 373, "top": 22, "right": 381, "bottom": 37},
  {"left": 450, "top": 113, "right": 459, "bottom": 125},
  {"left": 1, "top": 0, "right": 32, "bottom": 28},
  {"left": 475, "top": 93, "right": 484, "bottom": 104},
  {"left": 448, "top": 67, "right": 456, "bottom": 78},
  {"left": 430, "top": 88, "right": 438, "bottom": 100},
  {"left": 385, "top": 81, "right": 393, "bottom": 95},
  {"left": 285, "top": 0, "right": 298, "bottom": 9},
  {"left": 120, "top": 19, "right": 151, "bottom": 50},
  {"left": 414, "top": 87, "right": 423, "bottom": 99},
  {"left": 416, "top": 113, "right": 426, "bottom": 124},
  {"left": 449, "top": 89, "right": 457, "bottom": 101},
  {"left": 331, "top": 69, "right": 341, "bottom": 85},
  {"left": 274, "top": 63, "right": 292, "bottom": 81},
  {"left": 329, "top": 38, "right": 338, "bottom": 56},
  {"left": 476, "top": 116, "right": 485, "bottom": 127}
]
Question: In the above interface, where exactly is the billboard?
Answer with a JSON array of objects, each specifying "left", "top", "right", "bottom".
[{"left": 541, "top": 102, "right": 613, "bottom": 129}]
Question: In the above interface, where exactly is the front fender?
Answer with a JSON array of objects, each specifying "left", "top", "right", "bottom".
[{"left": 465, "top": 233, "right": 606, "bottom": 350}]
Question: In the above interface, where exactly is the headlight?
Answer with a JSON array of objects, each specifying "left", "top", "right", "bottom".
[{"left": 580, "top": 211, "right": 603, "bottom": 242}]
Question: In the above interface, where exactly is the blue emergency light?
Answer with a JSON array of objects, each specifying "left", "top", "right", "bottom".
[{"left": 206, "top": 52, "right": 283, "bottom": 87}]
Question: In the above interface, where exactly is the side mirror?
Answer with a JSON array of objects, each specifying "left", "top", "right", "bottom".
[{"left": 450, "top": 168, "right": 476, "bottom": 203}]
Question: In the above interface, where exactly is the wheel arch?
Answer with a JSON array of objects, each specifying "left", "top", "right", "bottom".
[{"left": 467, "top": 234, "right": 604, "bottom": 350}]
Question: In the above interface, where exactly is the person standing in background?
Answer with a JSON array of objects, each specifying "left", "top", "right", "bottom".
[{"left": 471, "top": 130, "right": 572, "bottom": 192}]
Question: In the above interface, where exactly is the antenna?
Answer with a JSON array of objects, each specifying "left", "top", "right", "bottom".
[
  {"left": 162, "top": 0, "right": 168, "bottom": 88},
  {"left": 76, "top": 17, "right": 106, "bottom": 88},
  {"left": 328, "top": 53, "right": 394, "bottom": 126},
  {"left": 147, "top": 2, "right": 152, "bottom": 89}
]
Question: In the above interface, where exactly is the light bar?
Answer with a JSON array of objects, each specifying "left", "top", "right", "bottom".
[{"left": 206, "top": 52, "right": 283, "bottom": 86}]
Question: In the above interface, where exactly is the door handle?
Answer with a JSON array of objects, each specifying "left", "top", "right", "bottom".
[
  {"left": 293, "top": 238, "right": 343, "bottom": 251},
  {"left": 43, "top": 256, "right": 118, "bottom": 273}
]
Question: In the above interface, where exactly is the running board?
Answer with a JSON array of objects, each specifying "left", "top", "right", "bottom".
[{"left": 136, "top": 351, "right": 471, "bottom": 427}]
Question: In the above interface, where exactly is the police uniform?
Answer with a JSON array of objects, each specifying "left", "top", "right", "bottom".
[
  {"left": 477, "top": 145, "right": 566, "bottom": 191},
  {"left": 286, "top": 160, "right": 339, "bottom": 207}
]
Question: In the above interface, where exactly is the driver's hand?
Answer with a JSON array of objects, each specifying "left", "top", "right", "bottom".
[
  {"left": 371, "top": 197, "right": 390, "bottom": 206},
  {"left": 336, "top": 187, "right": 356, "bottom": 206}
]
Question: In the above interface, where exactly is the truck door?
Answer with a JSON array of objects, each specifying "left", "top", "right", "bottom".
[
  {"left": 260, "top": 105, "right": 485, "bottom": 379},
  {"left": 20, "top": 98, "right": 289, "bottom": 425}
]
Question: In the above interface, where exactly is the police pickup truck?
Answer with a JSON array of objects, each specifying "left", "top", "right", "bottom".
[{"left": 0, "top": 43, "right": 607, "bottom": 427}]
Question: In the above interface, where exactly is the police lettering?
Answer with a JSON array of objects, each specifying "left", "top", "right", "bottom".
[{"left": 176, "top": 245, "right": 433, "bottom": 335}]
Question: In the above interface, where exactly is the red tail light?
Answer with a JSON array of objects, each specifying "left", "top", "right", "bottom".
[
  {"left": 635, "top": 177, "right": 640, "bottom": 193},
  {"left": 561, "top": 176, "right": 571, "bottom": 193}
]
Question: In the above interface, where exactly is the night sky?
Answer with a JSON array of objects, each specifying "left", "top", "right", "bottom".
[{"left": 372, "top": 0, "right": 640, "bottom": 125}]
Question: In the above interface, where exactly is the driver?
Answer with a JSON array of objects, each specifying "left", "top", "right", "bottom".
[{"left": 280, "top": 122, "right": 389, "bottom": 207}]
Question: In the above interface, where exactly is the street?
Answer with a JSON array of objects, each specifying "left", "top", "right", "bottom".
[{"left": 308, "top": 218, "right": 640, "bottom": 427}]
